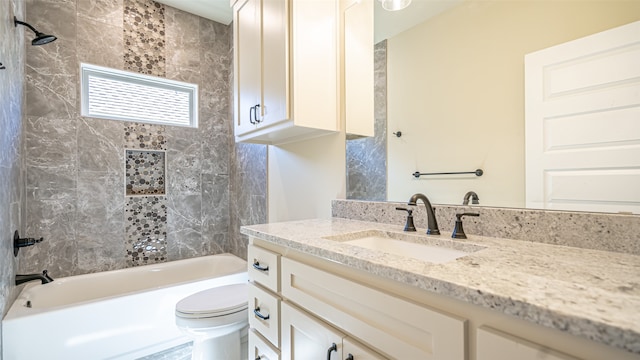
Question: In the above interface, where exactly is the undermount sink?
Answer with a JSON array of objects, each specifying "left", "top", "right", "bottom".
[{"left": 324, "top": 230, "right": 486, "bottom": 264}]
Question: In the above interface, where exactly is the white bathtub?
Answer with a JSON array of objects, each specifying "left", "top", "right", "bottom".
[{"left": 2, "top": 253, "right": 248, "bottom": 360}]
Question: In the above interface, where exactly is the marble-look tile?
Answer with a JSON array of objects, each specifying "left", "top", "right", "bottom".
[
  {"left": 165, "top": 126, "right": 202, "bottom": 194},
  {"left": 346, "top": 40, "right": 386, "bottom": 201},
  {"left": 25, "top": 116, "right": 77, "bottom": 190},
  {"left": 166, "top": 194, "right": 203, "bottom": 260},
  {"left": 165, "top": 6, "right": 201, "bottom": 83},
  {"left": 202, "top": 174, "right": 229, "bottom": 235},
  {"left": 23, "top": 189, "right": 78, "bottom": 277},
  {"left": 77, "top": 117, "right": 125, "bottom": 173},
  {"left": 77, "top": 0, "right": 123, "bottom": 27},
  {"left": 138, "top": 341, "right": 192, "bottom": 360},
  {"left": 76, "top": 171, "right": 126, "bottom": 272},
  {"left": 76, "top": 16, "right": 124, "bottom": 69},
  {"left": 24, "top": 0, "right": 77, "bottom": 119},
  {"left": 1, "top": 0, "right": 26, "bottom": 332}
]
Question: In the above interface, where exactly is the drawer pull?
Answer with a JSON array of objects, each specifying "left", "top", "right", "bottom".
[
  {"left": 253, "top": 261, "right": 269, "bottom": 272},
  {"left": 253, "top": 307, "right": 270, "bottom": 320},
  {"left": 255, "top": 357, "right": 262, "bottom": 360},
  {"left": 327, "top": 343, "right": 337, "bottom": 360},
  {"left": 346, "top": 355, "right": 354, "bottom": 360}
]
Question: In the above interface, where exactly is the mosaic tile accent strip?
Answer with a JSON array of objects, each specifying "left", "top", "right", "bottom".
[
  {"left": 125, "top": 150, "right": 166, "bottom": 195},
  {"left": 125, "top": 196, "right": 167, "bottom": 266},
  {"left": 124, "top": 123, "right": 166, "bottom": 150},
  {"left": 123, "top": 0, "right": 166, "bottom": 77}
]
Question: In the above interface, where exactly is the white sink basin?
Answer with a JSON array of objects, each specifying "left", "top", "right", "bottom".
[{"left": 325, "top": 230, "right": 485, "bottom": 264}]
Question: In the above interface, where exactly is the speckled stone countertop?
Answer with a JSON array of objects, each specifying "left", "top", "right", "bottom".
[{"left": 241, "top": 218, "right": 640, "bottom": 355}]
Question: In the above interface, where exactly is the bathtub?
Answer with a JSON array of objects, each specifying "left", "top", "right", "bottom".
[{"left": 2, "top": 253, "right": 248, "bottom": 360}]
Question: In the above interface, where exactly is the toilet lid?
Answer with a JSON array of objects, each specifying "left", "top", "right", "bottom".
[{"left": 176, "top": 283, "right": 248, "bottom": 318}]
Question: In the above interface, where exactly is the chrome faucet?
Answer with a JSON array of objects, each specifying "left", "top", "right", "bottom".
[
  {"left": 408, "top": 193, "right": 440, "bottom": 235},
  {"left": 15, "top": 270, "right": 54, "bottom": 285},
  {"left": 462, "top": 191, "right": 480, "bottom": 205}
]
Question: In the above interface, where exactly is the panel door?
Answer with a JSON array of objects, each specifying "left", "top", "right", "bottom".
[
  {"left": 260, "top": 0, "right": 289, "bottom": 127},
  {"left": 281, "top": 302, "right": 344, "bottom": 360},
  {"left": 234, "top": 0, "right": 261, "bottom": 135},
  {"left": 525, "top": 20, "right": 640, "bottom": 213},
  {"left": 343, "top": 337, "right": 388, "bottom": 360}
]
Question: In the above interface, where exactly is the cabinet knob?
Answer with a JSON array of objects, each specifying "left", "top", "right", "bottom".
[{"left": 346, "top": 355, "right": 354, "bottom": 360}]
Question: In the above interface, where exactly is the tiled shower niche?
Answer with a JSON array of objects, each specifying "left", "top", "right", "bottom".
[
  {"left": 125, "top": 146, "right": 168, "bottom": 266},
  {"left": 125, "top": 150, "right": 166, "bottom": 195}
]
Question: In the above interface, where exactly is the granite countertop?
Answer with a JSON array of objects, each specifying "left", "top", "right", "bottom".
[{"left": 241, "top": 218, "right": 640, "bottom": 355}]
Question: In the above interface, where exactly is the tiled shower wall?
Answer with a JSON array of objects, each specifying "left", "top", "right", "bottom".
[
  {"left": 346, "top": 40, "right": 387, "bottom": 200},
  {"left": 0, "top": 0, "right": 26, "bottom": 348},
  {"left": 21, "top": 0, "right": 266, "bottom": 277}
]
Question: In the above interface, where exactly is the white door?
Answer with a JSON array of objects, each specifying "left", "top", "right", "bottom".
[{"left": 525, "top": 20, "right": 640, "bottom": 214}]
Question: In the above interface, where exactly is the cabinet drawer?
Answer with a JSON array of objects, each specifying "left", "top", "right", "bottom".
[
  {"left": 281, "top": 257, "right": 467, "bottom": 360},
  {"left": 249, "top": 328, "right": 281, "bottom": 360},
  {"left": 249, "top": 282, "right": 280, "bottom": 348},
  {"left": 248, "top": 244, "right": 280, "bottom": 292},
  {"left": 477, "top": 326, "right": 579, "bottom": 360}
]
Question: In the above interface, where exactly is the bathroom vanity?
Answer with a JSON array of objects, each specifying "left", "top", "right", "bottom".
[{"left": 242, "top": 218, "right": 640, "bottom": 360}]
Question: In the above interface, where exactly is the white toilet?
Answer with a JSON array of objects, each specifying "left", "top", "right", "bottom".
[{"left": 175, "top": 283, "right": 249, "bottom": 360}]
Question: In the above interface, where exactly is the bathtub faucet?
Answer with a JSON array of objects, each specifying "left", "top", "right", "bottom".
[{"left": 15, "top": 270, "right": 54, "bottom": 285}]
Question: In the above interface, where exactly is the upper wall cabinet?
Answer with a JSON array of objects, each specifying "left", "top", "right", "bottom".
[{"left": 232, "top": 0, "right": 374, "bottom": 144}]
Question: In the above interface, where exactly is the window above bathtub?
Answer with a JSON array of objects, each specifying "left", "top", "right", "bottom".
[{"left": 80, "top": 63, "right": 198, "bottom": 128}]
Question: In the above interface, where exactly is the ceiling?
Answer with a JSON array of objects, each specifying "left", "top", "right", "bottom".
[{"left": 154, "top": 0, "right": 462, "bottom": 42}]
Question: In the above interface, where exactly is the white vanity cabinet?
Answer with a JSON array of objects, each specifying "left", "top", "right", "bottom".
[
  {"left": 232, "top": 0, "right": 341, "bottom": 144},
  {"left": 247, "top": 242, "right": 467, "bottom": 359}
]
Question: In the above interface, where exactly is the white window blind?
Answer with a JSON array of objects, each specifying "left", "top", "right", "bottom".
[{"left": 80, "top": 63, "right": 198, "bottom": 128}]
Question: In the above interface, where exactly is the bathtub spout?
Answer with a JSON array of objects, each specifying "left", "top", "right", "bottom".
[{"left": 16, "top": 270, "right": 54, "bottom": 285}]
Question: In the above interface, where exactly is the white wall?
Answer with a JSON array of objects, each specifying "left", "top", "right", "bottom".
[
  {"left": 268, "top": 133, "right": 346, "bottom": 222},
  {"left": 386, "top": 0, "right": 640, "bottom": 207}
]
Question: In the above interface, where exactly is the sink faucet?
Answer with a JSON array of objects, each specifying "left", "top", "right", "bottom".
[
  {"left": 16, "top": 270, "right": 54, "bottom": 285},
  {"left": 462, "top": 191, "right": 479, "bottom": 205},
  {"left": 408, "top": 193, "right": 440, "bottom": 235}
]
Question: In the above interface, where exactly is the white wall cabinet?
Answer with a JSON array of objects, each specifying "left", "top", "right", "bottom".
[{"left": 232, "top": 0, "right": 341, "bottom": 144}]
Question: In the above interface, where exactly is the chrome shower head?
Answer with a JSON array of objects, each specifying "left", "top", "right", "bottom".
[{"left": 14, "top": 16, "right": 57, "bottom": 46}]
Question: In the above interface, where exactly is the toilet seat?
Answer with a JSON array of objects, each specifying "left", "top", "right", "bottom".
[{"left": 176, "top": 283, "right": 248, "bottom": 319}]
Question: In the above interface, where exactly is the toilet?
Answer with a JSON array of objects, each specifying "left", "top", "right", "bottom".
[{"left": 175, "top": 283, "right": 249, "bottom": 360}]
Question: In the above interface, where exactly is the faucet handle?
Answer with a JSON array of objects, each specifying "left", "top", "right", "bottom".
[
  {"left": 42, "top": 270, "right": 54, "bottom": 282},
  {"left": 452, "top": 212, "right": 480, "bottom": 239},
  {"left": 395, "top": 207, "right": 416, "bottom": 232}
]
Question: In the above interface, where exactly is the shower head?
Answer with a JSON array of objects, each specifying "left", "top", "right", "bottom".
[{"left": 14, "top": 16, "right": 57, "bottom": 46}]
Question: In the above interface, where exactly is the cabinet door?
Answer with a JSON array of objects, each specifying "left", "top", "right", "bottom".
[
  {"left": 281, "top": 302, "right": 344, "bottom": 360},
  {"left": 250, "top": 329, "right": 281, "bottom": 360},
  {"left": 477, "top": 326, "right": 579, "bottom": 360},
  {"left": 234, "top": 0, "right": 261, "bottom": 135},
  {"left": 343, "top": 337, "right": 387, "bottom": 360},
  {"left": 260, "top": 0, "right": 289, "bottom": 127}
]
